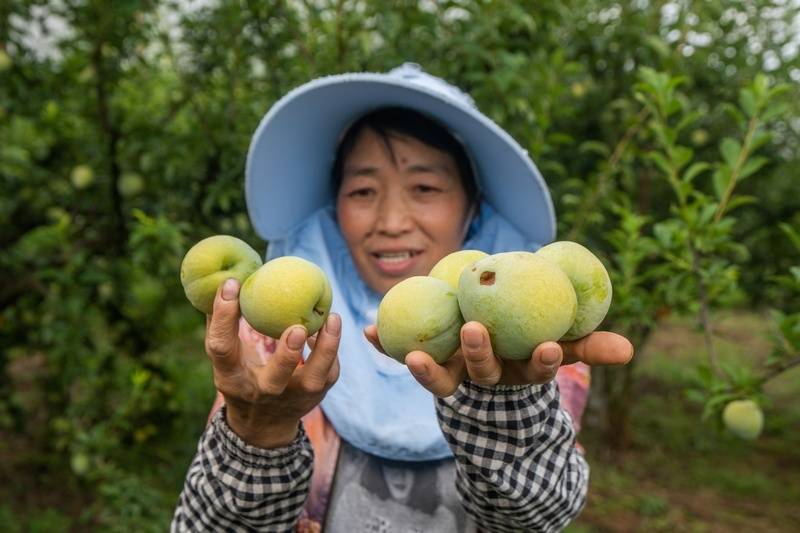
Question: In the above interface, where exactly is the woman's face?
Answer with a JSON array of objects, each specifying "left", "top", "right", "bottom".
[{"left": 336, "top": 128, "right": 472, "bottom": 295}]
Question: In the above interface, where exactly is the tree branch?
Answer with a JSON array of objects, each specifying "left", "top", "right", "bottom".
[
  {"left": 92, "top": 40, "right": 127, "bottom": 256},
  {"left": 567, "top": 106, "right": 649, "bottom": 241},
  {"left": 759, "top": 354, "right": 800, "bottom": 385}
]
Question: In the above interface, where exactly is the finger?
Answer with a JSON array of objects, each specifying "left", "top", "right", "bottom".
[
  {"left": 298, "top": 314, "right": 342, "bottom": 391},
  {"left": 560, "top": 331, "right": 634, "bottom": 366},
  {"left": 460, "top": 322, "right": 502, "bottom": 386},
  {"left": 254, "top": 325, "right": 306, "bottom": 394},
  {"left": 326, "top": 356, "right": 341, "bottom": 386},
  {"left": 205, "top": 279, "right": 242, "bottom": 371},
  {"left": 406, "top": 351, "right": 464, "bottom": 397},
  {"left": 526, "top": 341, "right": 563, "bottom": 385},
  {"left": 363, "top": 324, "right": 387, "bottom": 355},
  {"left": 306, "top": 333, "right": 318, "bottom": 350}
]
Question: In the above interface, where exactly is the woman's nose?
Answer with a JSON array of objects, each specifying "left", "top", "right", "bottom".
[{"left": 375, "top": 195, "right": 413, "bottom": 235}]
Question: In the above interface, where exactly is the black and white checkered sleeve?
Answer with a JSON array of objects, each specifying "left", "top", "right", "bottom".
[
  {"left": 436, "top": 380, "right": 589, "bottom": 533},
  {"left": 171, "top": 406, "right": 313, "bottom": 532}
]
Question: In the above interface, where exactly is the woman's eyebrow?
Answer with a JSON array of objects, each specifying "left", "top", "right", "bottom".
[
  {"left": 407, "top": 163, "right": 450, "bottom": 175},
  {"left": 343, "top": 165, "right": 379, "bottom": 177}
]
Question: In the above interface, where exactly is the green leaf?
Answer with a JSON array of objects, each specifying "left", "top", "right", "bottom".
[
  {"left": 712, "top": 168, "right": 730, "bottom": 198},
  {"left": 725, "top": 195, "right": 758, "bottom": 212},
  {"left": 719, "top": 137, "right": 741, "bottom": 168},
  {"left": 749, "top": 130, "right": 773, "bottom": 152},
  {"left": 675, "top": 111, "right": 702, "bottom": 134},
  {"left": 647, "top": 151, "right": 672, "bottom": 176},
  {"left": 644, "top": 35, "right": 671, "bottom": 58},
  {"left": 767, "top": 83, "right": 792, "bottom": 100},
  {"left": 738, "top": 156, "right": 769, "bottom": 180},
  {"left": 578, "top": 140, "right": 610, "bottom": 157},
  {"left": 667, "top": 98, "right": 683, "bottom": 117},
  {"left": 738, "top": 88, "right": 757, "bottom": 118},
  {"left": 698, "top": 203, "right": 718, "bottom": 225},
  {"left": 672, "top": 145, "right": 693, "bottom": 171},
  {"left": 721, "top": 103, "right": 745, "bottom": 128},
  {"left": 682, "top": 161, "right": 711, "bottom": 183},
  {"left": 650, "top": 121, "right": 674, "bottom": 148},
  {"left": 762, "top": 102, "right": 789, "bottom": 122},
  {"left": 638, "top": 66, "right": 663, "bottom": 92},
  {"left": 753, "top": 73, "right": 770, "bottom": 100},
  {"left": 653, "top": 222, "right": 675, "bottom": 247},
  {"left": 778, "top": 222, "right": 800, "bottom": 251}
]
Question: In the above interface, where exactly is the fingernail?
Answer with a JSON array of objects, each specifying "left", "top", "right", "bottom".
[
  {"left": 287, "top": 327, "right": 306, "bottom": 350},
  {"left": 463, "top": 329, "right": 482, "bottom": 350},
  {"left": 222, "top": 278, "right": 238, "bottom": 301},
  {"left": 326, "top": 314, "right": 341, "bottom": 336},
  {"left": 542, "top": 346, "right": 561, "bottom": 365}
]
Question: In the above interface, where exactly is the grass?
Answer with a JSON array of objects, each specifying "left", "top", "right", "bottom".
[{"left": 568, "top": 310, "right": 800, "bottom": 532}]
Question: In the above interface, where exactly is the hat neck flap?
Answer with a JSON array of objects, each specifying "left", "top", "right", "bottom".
[{"left": 265, "top": 201, "right": 540, "bottom": 461}]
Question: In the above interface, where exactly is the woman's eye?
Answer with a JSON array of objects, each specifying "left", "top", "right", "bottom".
[
  {"left": 348, "top": 188, "right": 374, "bottom": 198},
  {"left": 414, "top": 184, "right": 439, "bottom": 194}
]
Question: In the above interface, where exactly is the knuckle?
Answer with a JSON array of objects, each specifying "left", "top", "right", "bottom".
[
  {"left": 275, "top": 352, "right": 301, "bottom": 374},
  {"left": 205, "top": 337, "right": 229, "bottom": 357},
  {"left": 254, "top": 374, "right": 282, "bottom": 397},
  {"left": 435, "top": 382, "right": 458, "bottom": 398},
  {"left": 533, "top": 367, "right": 558, "bottom": 385},
  {"left": 299, "top": 378, "right": 325, "bottom": 395}
]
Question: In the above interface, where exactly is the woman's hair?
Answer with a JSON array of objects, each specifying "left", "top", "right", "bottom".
[{"left": 331, "top": 106, "right": 480, "bottom": 205}]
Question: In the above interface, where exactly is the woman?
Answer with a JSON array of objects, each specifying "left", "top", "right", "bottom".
[{"left": 172, "top": 63, "right": 633, "bottom": 532}]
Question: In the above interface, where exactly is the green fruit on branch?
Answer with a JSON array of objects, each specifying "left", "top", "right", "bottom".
[
  {"left": 377, "top": 276, "right": 464, "bottom": 364},
  {"left": 722, "top": 399, "right": 764, "bottom": 440},
  {"left": 0, "top": 50, "right": 11, "bottom": 72},
  {"left": 71, "top": 165, "right": 94, "bottom": 189},
  {"left": 180, "top": 235, "right": 263, "bottom": 314},
  {"left": 458, "top": 251, "right": 577, "bottom": 360},
  {"left": 429, "top": 249, "right": 489, "bottom": 289},
  {"left": 535, "top": 240, "right": 612, "bottom": 340},
  {"left": 240, "top": 256, "right": 332, "bottom": 338},
  {"left": 118, "top": 172, "right": 144, "bottom": 197}
]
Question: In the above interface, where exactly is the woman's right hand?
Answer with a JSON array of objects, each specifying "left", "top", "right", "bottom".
[{"left": 205, "top": 278, "right": 341, "bottom": 448}]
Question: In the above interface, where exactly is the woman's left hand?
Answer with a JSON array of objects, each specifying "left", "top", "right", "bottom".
[{"left": 363, "top": 321, "right": 634, "bottom": 397}]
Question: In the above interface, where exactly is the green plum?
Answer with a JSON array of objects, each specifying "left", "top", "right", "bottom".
[
  {"left": 239, "top": 256, "right": 332, "bottom": 338},
  {"left": 722, "top": 399, "right": 764, "bottom": 440},
  {"left": 180, "top": 235, "right": 263, "bottom": 315},
  {"left": 535, "top": 240, "right": 612, "bottom": 340},
  {"left": 377, "top": 276, "right": 464, "bottom": 364},
  {"left": 458, "top": 251, "right": 577, "bottom": 360},
  {"left": 429, "top": 249, "right": 489, "bottom": 289}
]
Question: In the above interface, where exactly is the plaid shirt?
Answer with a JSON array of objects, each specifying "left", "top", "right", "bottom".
[{"left": 171, "top": 379, "right": 588, "bottom": 532}]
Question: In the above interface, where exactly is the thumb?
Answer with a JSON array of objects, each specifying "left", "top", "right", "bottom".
[{"left": 205, "top": 278, "right": 241, "bottom": 364}]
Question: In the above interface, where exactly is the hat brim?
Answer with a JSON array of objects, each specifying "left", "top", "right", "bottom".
[{"left": 245, "top": 72, "right": 555, "bottom": 245}]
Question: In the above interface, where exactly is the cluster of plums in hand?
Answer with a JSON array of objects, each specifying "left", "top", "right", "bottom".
[
  {"left": 179, "top": 235, "right": 332, "bottom": 338},
  {"left": 376, "top": 241, "right": 613, "bottom": 363}
]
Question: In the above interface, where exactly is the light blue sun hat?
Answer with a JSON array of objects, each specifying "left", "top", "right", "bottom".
[{"left": 245, "top": 62, "right": 555, "bottom": 245}]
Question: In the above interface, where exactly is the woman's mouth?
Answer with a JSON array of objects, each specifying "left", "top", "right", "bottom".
[{"left": 371, "top": 250, "right": 422, "bottom": 275}]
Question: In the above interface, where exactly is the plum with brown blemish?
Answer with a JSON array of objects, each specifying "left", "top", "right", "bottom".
[{"left": 457, "top": 252, "right": 577, "bottom": 360}]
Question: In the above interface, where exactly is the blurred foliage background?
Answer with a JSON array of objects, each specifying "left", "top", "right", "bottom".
[{"left": 1, "top": 0, "right": 799, "bottom": 531}]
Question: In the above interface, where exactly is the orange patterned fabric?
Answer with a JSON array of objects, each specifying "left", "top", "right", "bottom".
[{"left": 296, "top": 407, "right": 341, "bottom": 531}]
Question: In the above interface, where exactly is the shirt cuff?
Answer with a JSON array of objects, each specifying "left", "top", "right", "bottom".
[
  {"left": 459, "top": 379, "right": 549, "bottom": 397},
  {"left": 212, "top": 405, "right": 309, "bottom": 468}
]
